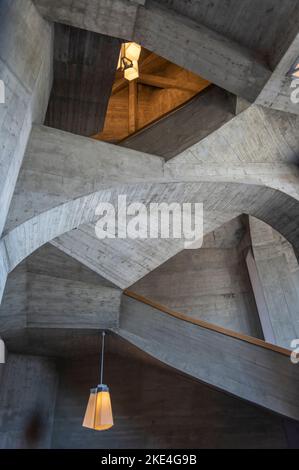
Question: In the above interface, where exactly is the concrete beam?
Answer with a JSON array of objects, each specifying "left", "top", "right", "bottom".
[
  {"left": 133, "top": 2, "right": 271, "bottom": 102},
  {"left": 33, "top": 0, "right": 141, "bottom": 40},
  {"left": 4, "top": 125, "right": 164, "bottom": 234},
  {"left": 166, "top": 105, "right": 299, "bottom": 199}
]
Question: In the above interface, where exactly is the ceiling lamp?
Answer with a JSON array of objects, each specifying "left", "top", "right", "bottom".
[
  {"left": 118, "top": 42, "right": 141, "bottom": 81},
  {"left": 287, "top": 57, "right": 299, "bottom": 79},
  {"left": 82, "top": 332, "right": 114, "bottom": 431}
]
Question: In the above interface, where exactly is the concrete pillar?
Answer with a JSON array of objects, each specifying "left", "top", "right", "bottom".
[{"left": 0, "top": 0, "right": 53, "bottom": 237}]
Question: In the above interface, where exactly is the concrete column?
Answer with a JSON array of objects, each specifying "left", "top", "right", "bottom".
[{"left": 0, "top": 0, "right": 53, "bottom": 237}]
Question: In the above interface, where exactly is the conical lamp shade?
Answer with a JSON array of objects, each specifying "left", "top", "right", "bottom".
[{"left": 83, "top": 385, "right": 113, "bottom": 431}]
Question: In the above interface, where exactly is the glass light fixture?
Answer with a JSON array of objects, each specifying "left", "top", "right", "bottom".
[
  {"left": 82, "top": 332, "right": 114, "bottom": 431},
  {"left": 287, "top": 57, "right": 299, "bottom": 79},
  {"left": 118, "top": 42, "right": 141, "bottom": 81}
]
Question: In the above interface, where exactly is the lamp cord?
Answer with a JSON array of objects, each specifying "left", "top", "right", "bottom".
[{"left": 100, "top": 331, "right": 105, "bottom": 385}]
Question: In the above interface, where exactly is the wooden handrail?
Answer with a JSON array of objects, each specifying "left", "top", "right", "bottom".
[{"left": 123, "top": 290, "right": 292, "bottom": 357}]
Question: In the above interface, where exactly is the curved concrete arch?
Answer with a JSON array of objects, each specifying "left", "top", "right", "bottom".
[
  {"left": 2, "top": 106, "right": 299, "bottom": 299},
  {"left": 2, "top": 180, "right": 299, "bottom": 300}
]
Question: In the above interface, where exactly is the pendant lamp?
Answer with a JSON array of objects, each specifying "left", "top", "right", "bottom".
[
  {"left": 82, "top": 332, "right": 113, "bottom": 431},
  {"left": 117, "top": 42, "right": 141, "bottom": 81}
]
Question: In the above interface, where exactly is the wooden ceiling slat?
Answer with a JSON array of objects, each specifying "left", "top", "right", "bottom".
[{"left": 138, "top": 73, "right": 210, "bottom": 93}]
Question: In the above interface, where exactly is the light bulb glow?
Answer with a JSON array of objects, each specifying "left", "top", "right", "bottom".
[{"left": 124, "top": 60, "right": 139, "bottom": 81}]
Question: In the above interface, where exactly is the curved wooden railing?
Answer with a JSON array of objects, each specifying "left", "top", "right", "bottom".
[{"left": 124, "top": 290, "right": 291, "bottom": 357}]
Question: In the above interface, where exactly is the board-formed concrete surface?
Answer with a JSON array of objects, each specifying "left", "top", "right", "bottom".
[{"left": 0, "top": 0, "right": 53, "bottom": 237}]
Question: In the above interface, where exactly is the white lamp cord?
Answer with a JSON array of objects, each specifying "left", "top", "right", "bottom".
[{"left": 100, "top": 331, "right": 105, "bottom": 385}]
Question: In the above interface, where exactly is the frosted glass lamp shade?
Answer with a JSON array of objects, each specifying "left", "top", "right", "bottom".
[
  {"left": 83, "top": 385, "right": 113, "bottom": 431},
  {"left": 117, "top": 42, "right": 141, "bottom": 80},
  {"left": 124, "top": 42, "right": 141, "bottom": 62}
]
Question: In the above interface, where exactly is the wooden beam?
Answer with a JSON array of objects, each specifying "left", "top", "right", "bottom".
[
  {"left": 112, "top": 78, "right": 128, "bottom": 95},
  {"left": 139, "top": 52, "right": 156, "bottom": 69},
  {"left": 139, "top": 52, "right": 168, "bottom": 74},
  {"left": 128, "top": 80, "right": 138, "bottom": 134},
  {"left": 139, "top": 73, "right": 210, "bottom": 93}
]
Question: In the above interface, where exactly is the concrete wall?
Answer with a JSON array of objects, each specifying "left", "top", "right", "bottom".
[
  {"left": 0, "top": 353, "right": 58, "bottom": 449},
  {"left": 132, "top": 217, "right": 262, "bottom": 337},
  {"left": 51, "top": 340, "right": 289, "bottom": 449},
  {"left": 0, "top": 0, "right": 53, "bottom": 237}
]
